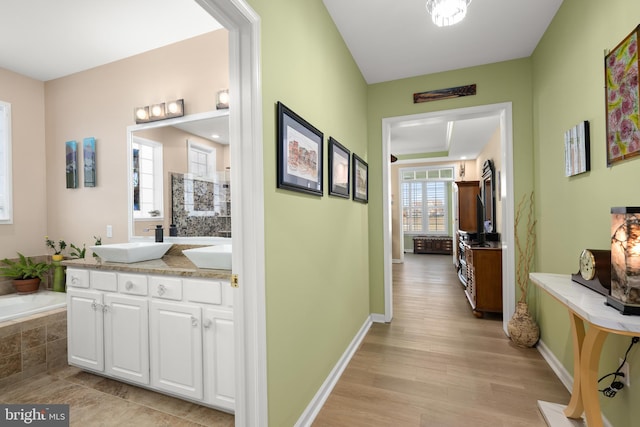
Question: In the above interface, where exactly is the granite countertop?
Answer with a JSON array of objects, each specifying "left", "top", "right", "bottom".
[{"left": 61, "top": 244, "right": 231, "bottom": 280}]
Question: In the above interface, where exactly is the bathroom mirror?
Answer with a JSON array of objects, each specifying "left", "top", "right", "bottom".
[{"left": 127, "top": 110, "right": 231, "bottom": 243}]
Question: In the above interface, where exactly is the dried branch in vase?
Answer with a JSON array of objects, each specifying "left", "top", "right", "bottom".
[{"left": 515, "top": 192, "right": 536, "bottom": 303}]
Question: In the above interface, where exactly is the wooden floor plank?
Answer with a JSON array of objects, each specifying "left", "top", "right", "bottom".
[{"left": 312, "top": 254, "right": 569, "bottom": 426}]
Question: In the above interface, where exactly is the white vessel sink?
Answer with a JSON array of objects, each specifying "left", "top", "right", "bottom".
[
  {"left": 183, "top": 245, "right": 232, "bottom": 270},
  {"left": 89, "top": 242, "right": 173, "bottom": 263}
]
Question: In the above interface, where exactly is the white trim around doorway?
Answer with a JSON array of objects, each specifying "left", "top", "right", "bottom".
[
  {"left": 196, "top": 1, "right": 267, "bottom": 426},
  {"left": 382, "top": 102, "right": 515, "bottom": 333}
]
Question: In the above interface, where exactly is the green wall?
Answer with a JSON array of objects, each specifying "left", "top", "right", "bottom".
[
  {"left": 532, "top": 1, "right": 640, "bottom": 425},
  {"left": 367, "top": 59, "right": 535, "bottom": 313},
  {"left": 245, "top": 0, "right": 370, "bottom": 425}
]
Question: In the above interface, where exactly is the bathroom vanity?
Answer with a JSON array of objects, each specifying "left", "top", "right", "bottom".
[{"left": 63, "top": 249, "right": 235, "bottom": 412}]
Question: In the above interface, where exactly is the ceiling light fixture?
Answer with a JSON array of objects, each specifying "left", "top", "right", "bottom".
[{"left": 426, "top": 0, "right": 472, "bottom": 27}]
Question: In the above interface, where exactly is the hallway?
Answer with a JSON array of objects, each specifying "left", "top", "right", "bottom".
[{"left": 313, "top": 254, "right": 569, "bottom": 426}]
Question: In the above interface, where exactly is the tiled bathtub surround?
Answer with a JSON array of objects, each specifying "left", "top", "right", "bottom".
[
  {"left": 0, "top": 308, "right": 67, "bottom": 387},
  {"left": 171, "top": 172, "right": 231, "bottom": 237}
]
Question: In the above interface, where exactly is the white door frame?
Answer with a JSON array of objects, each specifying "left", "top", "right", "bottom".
[
  {"left": 382, "top": 103, "right": 515, "bottom": 332},
  {"left": 196, "top": 1, "right": 267, "bottom": 425}
]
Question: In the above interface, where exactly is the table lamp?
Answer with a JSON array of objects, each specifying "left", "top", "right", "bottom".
[{"left": 609, "top": 207, "right": 640, "bottom": 315}]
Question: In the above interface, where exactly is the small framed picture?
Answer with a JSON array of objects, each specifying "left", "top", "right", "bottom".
[
  {"left": 277, "top": 101, "right": 323, "bottom": 196},
  {"left": 328, "top": 137, "right": 350, "bottom": 198},
  {"left": 65, "top": 140, "right": 78, "bottom": 189},
  {"left": 352, "top": 153, "right": 368, "bottom": 203},
  {"left": 83, "top": 137, "right": 97, "bottom": 187},
  {"left": 564, "top": 121, "right": 590, "bottom": 177}
]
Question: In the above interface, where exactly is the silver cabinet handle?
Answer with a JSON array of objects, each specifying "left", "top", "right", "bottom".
[
  {"left": 191, "top": 316, "right": 198, "bottom": 327},
  {"left": 203, "top": 319, "right": 212, "bottom": 329},
  {"left": 125, "top": 281, "right": 134, "bottom": 291},
  {"left": 157, "top": 284, "right": 166, "bottom": 296},
  {"left": 71, "top": 276, "right": 80, "bottom": 285},
  {"left": 91, "top": 300, "right": 105, "bottom": 312}
]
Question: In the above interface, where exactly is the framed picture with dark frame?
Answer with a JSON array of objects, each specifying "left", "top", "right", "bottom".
[
  {"left": 564, "top": 121, "right": 590, "bottom": 177},
  {"left": 328, "top": 137, "right": 350, "bottom": 198},
  {"left": 352, "top": 153, "right": 368, "bottom": 203},
  {"left": 605, "top": 25, "right": 640, "bottom": 166},
  {"left": 277, "top": 101, "right": 323, "bottom": 196}
]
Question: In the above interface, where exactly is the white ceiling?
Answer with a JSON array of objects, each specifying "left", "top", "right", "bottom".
[
  {"left": 0, "top": 0, "right": 563, "bottom": 159},
  {"left": 0, "top": 0, "right": 222, "bottom": 82}
]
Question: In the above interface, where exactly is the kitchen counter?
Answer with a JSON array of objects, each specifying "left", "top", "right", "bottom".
[{"left": 62, "top": 244, "right": 231, "bottom": 280}]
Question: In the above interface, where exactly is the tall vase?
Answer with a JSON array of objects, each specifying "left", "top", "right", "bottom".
[
  {"left": 52, "top": 254, "right": 66, "bottom": 293},
  {"left": 508, "top": 301, "right": 540, "bottom": 348}
]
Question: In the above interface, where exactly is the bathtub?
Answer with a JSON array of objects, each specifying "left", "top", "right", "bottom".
[{"left": 0, "top": 290, "right": 67, "bottom": 323}]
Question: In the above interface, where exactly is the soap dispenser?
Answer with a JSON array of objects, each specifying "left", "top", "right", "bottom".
[{"left": 155, "top": 225, "right": 164, "bottom": 242}]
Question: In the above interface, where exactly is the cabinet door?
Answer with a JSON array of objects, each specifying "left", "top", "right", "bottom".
[
  {"left": 203, "top": 307, "right": 235, "bottom": 411},
  {"left": 149, "top": 300, "right": 203, "bottom": 400},
  {"left": 67, "top": 288, "right": 104, "bottom": 371},
  {"left": 104, "top": 294, "right": 149, "bottom": 385}
]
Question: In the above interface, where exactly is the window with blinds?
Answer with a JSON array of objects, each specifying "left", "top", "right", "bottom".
[
  {"left": 0, "top": 101, "right": 11, "bottom": 224},
  {"left": 401, "top": 167, "right": 452, "bottom": 235}
]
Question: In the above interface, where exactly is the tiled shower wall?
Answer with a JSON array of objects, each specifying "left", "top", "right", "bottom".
[
  {"left": 171, "top": 173, "right": 231, "bottom": 238},
  {"left": 0, "top": 308, "right": 67, "bottom": 388}
]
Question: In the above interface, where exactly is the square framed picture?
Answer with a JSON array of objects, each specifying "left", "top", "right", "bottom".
[
  {"left": 605, "top": 25, "right": 640, "bottom": 166},
  {"left": 352, "top": 153, "right": 368, "bottom": 203},
  {"left": 277, "top": 101, "right": 323, "bottom": 196},
  {"left": 328, "top": 137, "right": 350, "bottom": 198}
]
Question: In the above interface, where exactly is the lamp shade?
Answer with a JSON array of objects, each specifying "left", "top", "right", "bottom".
[{"left": 609, "top": 207, "right": 640, "bottom": 314}]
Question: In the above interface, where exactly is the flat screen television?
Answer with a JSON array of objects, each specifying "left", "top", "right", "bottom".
[{"left": 476, "top": 194, "right": 485, "bottom": 246}]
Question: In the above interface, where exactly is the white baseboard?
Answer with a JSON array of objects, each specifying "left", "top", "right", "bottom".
[
  {"left": 537, "top": 339, "right": 574, "bottom": 392},
  {"left": 294, "top": 316, "right": 373, "bottom": 427},
  {"left": 392, "top": 258, "right": 403, "bottom": 264},
  {"left": 370, "top": 313, "right": 387, "bottom": 323},
  {"left": 537, "top": 339, "right": 613, "bottom": 427}
]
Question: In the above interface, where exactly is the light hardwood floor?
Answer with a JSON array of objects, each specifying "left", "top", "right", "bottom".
[{"left": 312, "top": 253, "right": 569, "bottom": 427}]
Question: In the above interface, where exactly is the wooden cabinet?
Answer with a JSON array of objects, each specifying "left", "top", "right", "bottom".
[
  {"left": 204, "top": 307, "right": 235, "bottom": 411},
  {"left": 455, "top": 180, "right": 480, "bottom": 232},
  {"left": 463, "top": 243, "right": 502, "bottom": 317},
  {"left": 413, "top": 236, "right": 453, "bottom": 254}
]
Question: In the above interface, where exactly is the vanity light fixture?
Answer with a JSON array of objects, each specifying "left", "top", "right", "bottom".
[
  {"left": 134, "top": 99, "right": 184, "bottom": 124},
  {"left": 425, "top": 0, "right": 472, "bottom": 27},
  {"left": 216, "top": 89, "right": 229, "bottom": 110}
]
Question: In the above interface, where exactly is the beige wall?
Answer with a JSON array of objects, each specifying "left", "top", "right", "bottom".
[
  {"left": 43, "top": 30, "right": 228, "bottom": 251},
  {"left": 0, "top": 68, "right": 46, "bottom": 259}
]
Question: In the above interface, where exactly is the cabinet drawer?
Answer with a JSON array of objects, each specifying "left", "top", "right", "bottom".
[
  {"left": 66, "top": 268, "right": 90, "bottom": 288},
  {"left": 118, "top": 273, "right": 148, "bottom": 296},
  {"left": 149, "top": 276, "right": 182, "bottom": 300},
  {"left": 184, "top": 279, "right": 221, "bottom": 305},
  {"left": 91, "top": 270, "right": 118, "bottom": 292}
]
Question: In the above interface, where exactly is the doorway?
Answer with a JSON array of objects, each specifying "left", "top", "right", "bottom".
[
  {"left": 381, "top": 103, "right": 515, "bottom": 333},
  {"left": 196, "top": 1, "right": 266, "bottom": 426}
]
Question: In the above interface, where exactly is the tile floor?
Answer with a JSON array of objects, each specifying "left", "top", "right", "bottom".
[{"left": 0, "top": 365, "right": 234, "bottom": 426}]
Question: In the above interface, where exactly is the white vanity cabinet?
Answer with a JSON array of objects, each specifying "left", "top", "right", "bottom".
[
  {"left": 67, "top": 271, "right": 149, "bottom": 386},
  {"left": 149, "top": 300, "right": 203, "bottom": 400},
  {"left": 65, "top": 267, "right": 235, "bottom": 412}
]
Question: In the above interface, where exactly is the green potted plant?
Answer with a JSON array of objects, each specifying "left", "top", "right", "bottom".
[{"left": 0, "top": 253, "right": 52, "bottom": 294}]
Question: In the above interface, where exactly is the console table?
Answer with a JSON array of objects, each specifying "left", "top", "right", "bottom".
[{"left": 530, "top": 272, "right": 640, "bottom": 427}]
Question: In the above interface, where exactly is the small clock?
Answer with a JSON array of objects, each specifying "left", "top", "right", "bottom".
[{"left": 571, "top": 249, "right": 611, "bottom": 296}]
